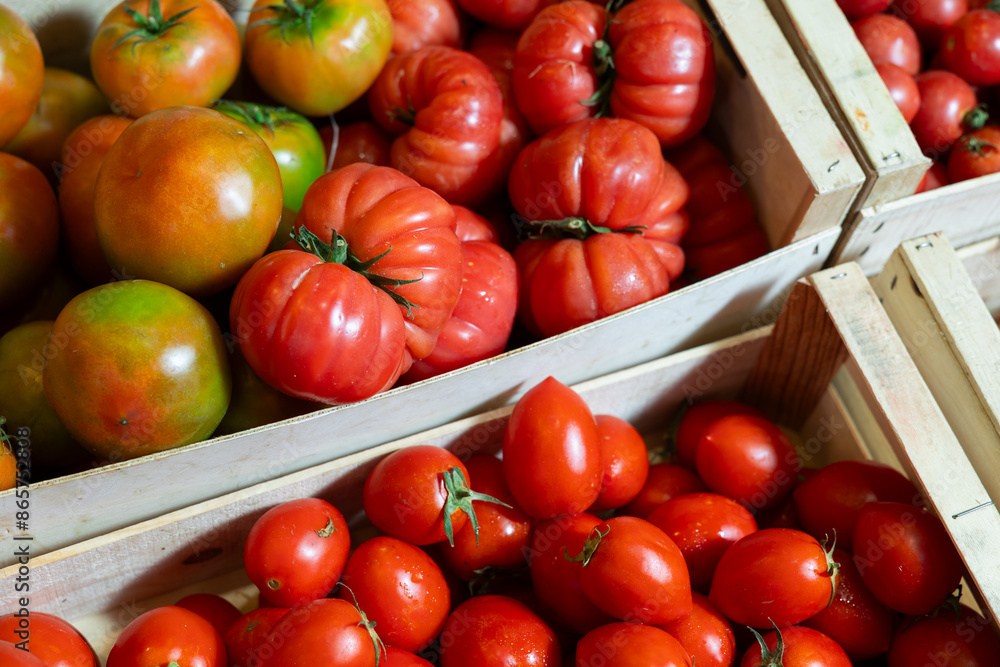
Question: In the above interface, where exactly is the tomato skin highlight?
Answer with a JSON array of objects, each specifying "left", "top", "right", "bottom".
[
  {"left": 589, "top": 414, "right": 651, "bottom": 511},
  {"left": 0, "top": 611, "right": 98, "bottom": 667},
  {"left": 941, "top": 10, "right": 1000, "bottom": 87},
  {"left": 106, "top": 605, "right": 227, "bottom": 667},
  {"left": 257, "top": 598, "right": 381, "bottom": 667},
  {"left": 739, "top": 625, "right": 851, "bottom": 667},
  {"left": 659, "top": 592, "right": 737, "bottom": 667},
  {"left": 438, "top": 595, "right": 562, "bottom": 667},
  {"left": 852, "top": 13, "right": 921, "bottom": 75},
  {"left": 948, "top": 127, "right": 1000, "bottom": 182},
  {"left": 911, "top": 70, "right": 980, "bottom": 156}
]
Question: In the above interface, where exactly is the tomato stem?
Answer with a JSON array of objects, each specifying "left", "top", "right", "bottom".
[
  {"left": 819, "top": 532, "right": 841, "bottom": 609},
  {"left": 564, "top": 524, "right": 611, "bottom": 567},
  {"left": 0, "top": 417, "right": 11, "bottom": 449},
  {"left": 987, "top": 0, "right": 1000, "bottom": 12},
  {"left": 213, "top": 100, "right": 302, "bottom": 139},
  {"left": 316, "top": 517, "right": 337, "bottom": 538},
  {"left": 338, "top": 583, "right": 387, "bottom": 666},
  {"left": 523, "top": 216, "right": 646, "bottom": 241},
  {"left": 961, "top": 136, "right": 998, "bottom": 158},
  {"left": 748, "top": 621, "right": 785, "bottom": 667},
  {"left": 111, "top": 0, "right": 199, "bottom": 55},
  {"left": 387, "top": 97, "right": 418, "bottom": 126},
  {"left": 441, "top": 467, "right": 512, "bottom": 548},
  {"left": 964, "top": 105, "right": 990, "bottom": 131},
  {"left": 249, "top": 0, "right": 319, "bottom": 47},
  {"left": 580, "top": 12, "right": 617, "bottom": 115}
]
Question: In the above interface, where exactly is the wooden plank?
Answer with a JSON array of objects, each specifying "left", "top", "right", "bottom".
[
  {"left": 833, "top": 172, "right": 1000, "bottom": 275},
  {"left": 766, "top": 0, "right": 928, "bottom": 210},
  {"left": 0, "top": 227, "right": 839, "bottom": 567},
  {"left": 814, "top": 262, "right": 1000, "bottom": 624},
  {"left": 957, "top": 236, "right": 1000, "bottom": 316}
]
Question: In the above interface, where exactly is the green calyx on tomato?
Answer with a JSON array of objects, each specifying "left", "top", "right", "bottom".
[
  {"left": 582, "top": 36, "right": 616, "bottom": 116},
  {"left": 819, "top": 533, "right": 842, "bottom": 608},
  {"left": 316, "top": 517, "right": 338, "bottom": 537},
  {"left": 522, "top": 216, "right": 646, "bottom": 241},
  {"left": 987, "top": 0, "right": 1000, "bottom": 13},
  {"left": 388, "top": 97, "right": 418, "bottom": 127},
  {"left": 249, "top": 0, "right": 321, "bottom": 45},
  {"left": 961, "top": 136, "right": 998, "bottom": 157},
  {"left": 168, "top": 663, "right": 181, "bottom": 667},
  {"left": 748, "top": 621, "right": 785, "bottom": 667},
  {"left": 212, "top": 100, "right": 310, "bottom": 139},
  {"left": 563, "top": 524, "right": 612, "bottom": 567},
  {"left": 111, "top": 0, "right": 199, "bottom": 54},
  {"left": 0, "top": 417, "right": 11, "bottom": 448},
  {"left": 963, "top": 104, "right": 990, "bottom": 131},
  {"left": 292, "top": 226, "right": 424, "bottom": 317},
  {"left": 337, "top": 582, "right": 387, "bottom": 666},
  {"left": 441, "top": 466, "right": 512, "bottom": 547}
]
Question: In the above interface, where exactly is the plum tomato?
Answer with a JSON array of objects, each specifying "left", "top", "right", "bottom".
[
  {"left": 589, "top": 414, "right": 651, "bottom": 511},
  {"left": 741, "top": 625, "right": 851, "bottom": 667},
  {"left": 877, "top": 63, "right": 921, "bottom": 123},
  {"left": 948, "top": 126, "right": 1000, "bottom": 182},
  {"left": 438, "top": 595, "right": 562, "bottom": 667},
  {"left": 106, "top": 605, "right": 226, "bottom": 667},
  {"left": 852, "top": 13, "right": 921, "bottom": 74},
  {"left": 224, "top": 607, "right": 290, "bottom": 667},
  {"left": 658, "top": 592, "right": 737, "bottom": 667},
  {"left": 175, "top": 593, "right": 242, "bottom": 640},
  {"left": 0, "top": 611, "right": 98, "bottom": 667},
  {"left": 898, "top": 0, "right": 968, "bottom": 50},
  {"left": 576, "top": 623, "right": 692, "bottom": 666},
  {"left": 911, "top": 70, "right": 984, "bottom": 156},
  {"left": 257, "top": 597, "right": 383, "bottom": 667},
  {"left": 888, "top": 602, "right": 1000, "bottom": 666},
  {"left": 670, "top": 399, "right": 766, "bottom": 469},
  {"left": 620, "top": 462, "right": 708, "bottom": 519}
]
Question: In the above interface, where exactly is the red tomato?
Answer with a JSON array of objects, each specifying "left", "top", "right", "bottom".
[
  {"left": 0, "top": 643, "right": 46, "bottom": 667},
  {"left": 385, "top": 647, "right": 434, "bottom": 666},
  {"left": 0, "top": 611, "right": 98, "bottom": 667},
  {"left": 401, "top": 239, "right": 518, "bottom": 381},
  {"left": 619, "top": 462, "right": 708, "bottom": 519},
  {"left": 877, "top": 63, "right": 921, "bottom": 123},
  {"left": 709, "top": 528, "right": 838, "bottom": 628},
  {"left": 683, "top": 225, "right": 771, "bottom": 280},
  {"left": 914, "top": 160, "right": 950, "bottom": 192},
  {"left": 438, "top": 595, "right": 562, "bottom": 667},
  {"left": 941, "top": 10, "right": 1000, "bottom": 86},
  {"left": 741, "top": 625, "right": 851, "bottom": 667},
  {"left": 528, "top": 513, "right": 616, "bottom": 635},
  {"left": 901, "top": 0, "right": 969, "bottom": 50},
  {"left": 321, "top": 121, "right": 392, "bottom": 170},
  {"left": 453, "top": 205, "right": 503, "bottom": 244},
  {"left": 696, "top": 415, "right": 800, "bottom": 512},
  {"left": 513, "top": 0, "right": 714, "bottom": 146},
  {"left": 502, "top": 377, "right": 603, "bottom": 518},
  {"left": 90, "top": 0, "right": 240, "bottom": 117},
  {"left": 338, "top": 536, "right": 450, "bottom": 652},
  {"left": 647, "top": 492, "right": 758, "bottom": 593},
  {"left": 363, "top": 445, "right": 503, "bottom": 545},
  {"left": 852, "top": 501, "right": 964, "bottom": 615},
  {"left": 576, "top": 623, "right": 692, "bottom": 666},
  {"left": 369, "top": 46, "right": 504, "bottom": 205},
  {"left": 670, "top": 399, "right": 766, "bottom": 469},
  {"left": 175, "top": 594, "right": 242, "bottom": 640},
  {"left": 243, "top": 0, "right": 393, "bottom": 117},
  {"left": 58, "top": 115, "right": 132, "bottom": 285},
  {"left": 95, "top": 106, "right": 283, "bottom": 298},
  {"left": 588, "top": 415, "right": 650, "bottom": 511},
  {"left": 852, "top": 14, "right": 921, "bottom": 74},
  {"left": 800, "top": 547, "right": 893, "bottom": 660},
  {"left": 456, "top": 0, "right": 558, "bottom": 30},
  {"left": 244, "top": 498, "right": 350, "bottom": 607},
  {"left": 912, "top": 70, "right": 983, "bottom": 156},
  {"left": 948, "top": 126, "right": 1000, "bottom": 181},
  {"left": 258, "top": 598, "right": 382, "bottom": 667},
  {"left": 837, "top": 0, "right": 891, "bottom": 19},
  {"left": 0, "top": 153, "right": 58, "bottom": 310},
  {"left": 440, "top": 454, "right": 533, "bottom": 581},
  {"left": 388, "top": 0, "right": 464, "bottom": 54},
  {"left": 294, "top": 163, "right": 464, "bottom": 366},
  {"left": 0, "top": 5, "right": 43, "bottom": 147},
  {"left": 659, "top": 592, "right": 737, "bottom": 667},
  {"left": 224, "top": 607, "right": 290, "bottom": 667},
  {"left": 572, "top": 516, "right": 692, "bottom": 625},
  {"left": 792, "top": 459, "right": 920, "bottom": 546},
  {"left": 107, "top": 606, "right": 226, "bottom": 667},
  {"left": 888, "top": 602, "right": 1000, "bottom": 666}
]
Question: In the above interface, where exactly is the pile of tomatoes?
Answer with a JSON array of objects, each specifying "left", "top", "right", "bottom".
[
  {"left": 841, "top": 0, "right": 1000, "bottom": 188},
  {"left": 6, "top": 377, "right": 998, "bottom": 666},
  {"left": 0, "top": 0, "right": 774, "bottom": 481}
]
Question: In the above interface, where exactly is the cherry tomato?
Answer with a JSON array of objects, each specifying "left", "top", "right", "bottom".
[
  {"left": 852, "top": 501, "right": 964, "bottom": 615},
  {"left": 620, "top": 462, "right": 708, "bottom": 519},
  {"left": 224, "top": 607, "right": 290, "bottom": 667},
  {"left": 502, "top": 376, "right": 603, "bottom": 518},
  {"left": 741, "top": 625, "right": 851, "bottom": 667},
  {"left": 696, "top": 414, "right": 800, "bottom": 512},
  {"left": 901, "top": 0, "right": 969, "bottom": 50},
  {"left": 670, "top": 399, "right": 766, "bottom": 469},
  {"left": 912, "top": 70, "right": 983, "bottom": 157},
  {"left": 0, "top": 152, "right": 58, "bottom": 310},
  {"left": 800, "top": 547, "right": 893, "bottom": 660},
  {"left": 888, "top": 602, "right": 1000, "bottom": 666},
  {"left": 387, "top": 0, "right": 464, "bottom": 54},
  {"left": 648, "top": 492, "right": 758, "bottom": 593},
  {"left": 837, "top": 0, "right": 891, "bottom": 19},
  {"left": 385, "top": 647, "right": 434, "bottom": 666},
  {"left": 258, "top": 598, "right": 382, "bottom": 667},
  {"left": 440, "top": 454, "right": 533, "bottom": 581},
  {"left": 243, "top": 0, "right": 392, "bottom": 117},
  {"left": 852, "top": 14, "right": 921, "bottom": 74},
  {"left": 244, "top": 498, "right": 350, "bottom": 607},
  {"left": 90, "top": 0, "right": 240, "bottom": 117},
  {"left": 571, "top": 516, "right": 692, "bottom": 625},
  {"left": 0, "top": 5, "right": 43, "bottom": 148},
  {"left": 0, "top": 643, "right": 46, "bottom": 667},
  {"left": 659, "top": 592, "right": 737, "bottom": 667},
  {"left": 941, "top": 9, "right": 1000, "bottom": 86},
  {"left": 877, "top": 63, "right": 922, "bottom": 123},
  {"left": 576, "top": 622, "right": 692, "bottom": 666},
  {"left": 107, "top": 605, "right": 226, "bottom": 667},
  {"left": 948, "top": 126, "right": 1000, "bottom": 181},
  {"left": 175, "top": 593, "right": 242, "bottom": 640},
  {"left": 792, "top": 459, "right": 920, "bottom": 546},
  {"left": 588, "top": 414, "right": 650, "bottom": 511},
  {"left": 438, "top": 595, "right": 562, "bottom": 667},
  {"left": 320, "top": 121, "right": 392, "bottom": 170},
  {"left": 0, "top": 611, "right": 98, "bottom": 667},
  {"left": 914, "top": 159, "right": 950, "bottom": 192},
  {"left": 709, "top": 528, "right": 838, "bottom": 628}
]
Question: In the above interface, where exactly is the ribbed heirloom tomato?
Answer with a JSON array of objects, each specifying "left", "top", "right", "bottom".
[{"left": 386, "top": 0, "right": 463, "bottom": 54}]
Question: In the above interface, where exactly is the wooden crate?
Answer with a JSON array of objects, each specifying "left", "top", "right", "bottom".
[
  {"left": 0, "top": 0, "right": 864, "bottom": 566},
  {"left": 3, "top": 263, "right": 998, "bottom": 658}
]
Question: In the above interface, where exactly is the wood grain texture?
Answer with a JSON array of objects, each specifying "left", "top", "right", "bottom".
[{"left": 958, "top": 236, "right": 1000, "bottom": 316}]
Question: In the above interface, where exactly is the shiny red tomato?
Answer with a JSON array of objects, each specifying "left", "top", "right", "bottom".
[
  {"left": 244, "top": 498, "right": 350, "bottom": 607},
  {"left": 800, "top": 547, "right": 893, "bottom": 660},
  {"left": 888, "top": 602, "right": 1000, "bottom": 666},
  {"left": 224, "top": 607, "right": 290, "bottom": 667},
  {"left": 369, "top": 46, "right": 505, "bottom": 205},
  {"left": 571, "top": 516, "right": 692, "bottom": 625},
  {"left": 696, "top": 414, "right": 800, "bottom": 512},
  {"left": 948, "top": 126, "right": 1000, "bottom": 181},
  {"left": 90, "top": 0, "right": 240, "bottom": 117},
  {"left": 941, "top": 10, "right": 1000, "bottom": 86},
  {"left": 385, "top": 647, "right": 434, "bottom": 666},
  {"left": 620, "top": 462, "right": 707, "bottom": 519},
  {"left": 453, "top": 204, "right": 503, "bottom": 244},
  {"left": 902, "top": 0, "right": 969, "bottom": 50},
  {"left": 912, "top": 70, "right": 983, "bottom": 156},
  {"left": 659, "top": 592, "right": 736, "bottom": 667},
  {"left": 502, "top": 376, "right": 602, "bottom": 518},
  {"left": 915, "top": 159, "right": 950, "bottom": 192},
  {"left": 0, "top": 5, "right": 43, "bottom": 148},
  {"left": 576, "top": 623, "right": 692, "bottom": 666},
  {"left": 321, "top": 121, "right": 392, "bottom": 170},
  {"left": 852, "top": 501, "right": 963, "bottom": 615},
  {"left": 440, "top": 454, "right": 533, "bottom": 580},
  {"left": 243, "top": 0, "right": 393, "bottom": 117},
  {"left": 877, "top": 63, "right": 921, "bottom": 124},
  {"left": 438, "top": 595, "right": 562, "bottom": 667},
  {"left": 648, "top": 492, "right": 758, "bottom": 593},
  {"left": 741, "top": 625, "right": 851, "bottom": 667},
  {"left": 456, "top": 0, "right": 558, "bottom": 30},
  {"left": 0, "top": 643, "right": 46, "bottom": 667},
  {"left": 258, "top": 598, "right": 382, "bottom": 667},
  {"left": 709, "top": 528, "right": 838, "bottom": 628},
  {"left": 0, "top": 153, "right": 58, "bottom": 310},
  {"left": 0, "top": 611, "right": 98, "bottom": 667},
  {"left": 852, "top": 13, "right": 921, "bottom": 74},
  {"left": 837, "top": 0, "right": 891, "bottom": 18},
  {"left": 387, "top": 0, "right": 464, "bottom": 54},
  {"left": 338, "top": 536, "right": 450, "bottom": 652},
  {"left": 589, "top": 414, "right": 650, "bottom": 511},
  {"left": 175, "top": 594, "right": 242, "bottom": 640},
  {"left": 107, "top": 606, "right": 226, "bottom": 667},
  {"left": 670, "top": 399, "right": 766, "bottom": 469}
]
